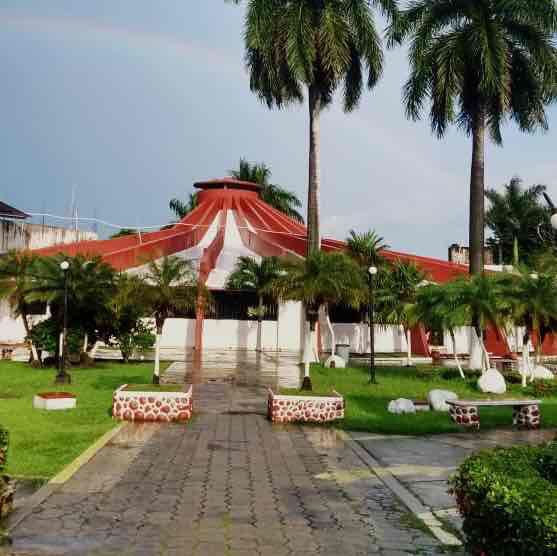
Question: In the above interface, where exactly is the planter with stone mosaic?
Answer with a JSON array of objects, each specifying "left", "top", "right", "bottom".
[
  {"left": 268, "top": 389, "right": 344, "bottom": 424},
  {"left": 112, "top": 385, "right": 193, "bottom": 423}
]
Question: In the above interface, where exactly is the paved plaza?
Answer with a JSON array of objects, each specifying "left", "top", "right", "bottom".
[{"left": 3, "top": 353, "right": 555, "bottom": 555}]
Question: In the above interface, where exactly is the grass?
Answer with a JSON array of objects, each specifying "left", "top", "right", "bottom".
[
  {"left": 123, "top": 384, "right": 185, "bottom": 392},
  {"left": 282, "top": 364, "right": 557, "bottom": 435},
  {"left": 0, "top": 360, "right": 167, "bottom": 480}
]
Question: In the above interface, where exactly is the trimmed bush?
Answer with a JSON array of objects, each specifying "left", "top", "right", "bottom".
[
  {"left": 440, "top": 368, "right": 482, "bottom": 381},
  {"left": 525, "top": 379, "right": 557, "bottom": 398},
  {"left": 0, "top": 427, "right": 7, "bottom": 474},
  {"left": 450, "top": 442, "right": 557, "bottom": 555}
]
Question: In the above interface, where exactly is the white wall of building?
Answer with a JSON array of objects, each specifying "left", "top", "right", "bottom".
[
  {"left": 323, "top": 323, "right": 409, "bottom": 354},
  {"left": 0, "top": 299, "right": 47, "bottom": 344}
]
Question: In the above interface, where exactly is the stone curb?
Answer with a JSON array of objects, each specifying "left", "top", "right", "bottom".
[
  {"left": 336, "top": 429, "right": 463, "bottom": 547},
  {"left": 6, "top": 423, "right": 126, "bottom": 533}
]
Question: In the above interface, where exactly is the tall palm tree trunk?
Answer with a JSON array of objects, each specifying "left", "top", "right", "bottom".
[
  {"left": 153, "top": 323, "right": 163, "bottom": 385},
  {"left": 307, "top": 85, "right": 321, "bottom": 255},
  {"left": 405, "top": 327, "right": 413, "bottom": 366},
  {"left": 21, "top": 310, "right": 39, "bottom": 364},
  {"left": 469, "top": 108, "right": 486, "bottom": 276},
  {"left": 256, "top": 295, "right": 263, "bottom": 352}
]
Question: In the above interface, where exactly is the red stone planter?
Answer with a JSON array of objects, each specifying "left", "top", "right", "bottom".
[
  {"left": 112, "top": 385, "right": 193, "bottom": 423},
  {"left": 267, "top": 389, "right": 344, "bottom": 424}
]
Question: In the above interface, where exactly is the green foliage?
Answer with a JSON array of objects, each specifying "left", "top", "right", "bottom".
[
  {"left": 0, "top": 428, "right": 8, "bottom": 474},
  {"left": 110, "top": 321, "right": 155, "bottom": 364},
  {"left": 169, "top": 193, "right": 199, "bottom": 220},
  {"left": 27, "top": 318, "right": 84, "bottom": 359},
  {"left": 486, "top": 177, "right": 554, "bottom": 265},
  {"left": 525, "top": 379, "right": 557, "bottom": 398},
  {"left": 143, "top": 256, "right": 199, "bottom": 332},
  {"left": 231, "top": 158, "right": 304, "bottom": 222},
  {"left": 241, "top": 0, "right": 396, "bottom": 111},
  {"left": 440, "top": 368, "right": 481, "bottom": 381},
  {"left": 109, "top": 228, "right": 137, "bottom": 239},
  {"left": 346, "top": 229, "right": 388, "bottom": 269},
  {"left": 393, "top": 0, "right": 557, "bottom": 143},
  {"left": 267, "top": 251, "right": 365, "bottom": 320},
  {"left": 450, "top": 442, "right": 557, "bottom": 555}
]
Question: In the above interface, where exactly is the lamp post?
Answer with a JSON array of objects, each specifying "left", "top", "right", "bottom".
[
  {"left": 55, "top": 260, "right": 71, "bottom": 385},
  {"left": 368, "top": 266, "right": 378, "bottom": 384}
]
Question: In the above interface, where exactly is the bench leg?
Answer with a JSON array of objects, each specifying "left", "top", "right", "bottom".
[
  {"left": 513, "top": 404, "right": 541, "bottom": 430},
  {"left": 450, "top": 405, "right": 480, "bottom": 430}
]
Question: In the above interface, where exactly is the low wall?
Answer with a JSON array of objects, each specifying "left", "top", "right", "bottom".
[
  {"left": 267, "top": 389, "right": 344, "bottom": 424},
  {"left": 113, "top": 385, "right": 193, "bottom": 423}
]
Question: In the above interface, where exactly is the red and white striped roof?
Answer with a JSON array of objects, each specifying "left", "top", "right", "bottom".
[{"left": 33, "top": 178, "right": 468, "bottom": 286}]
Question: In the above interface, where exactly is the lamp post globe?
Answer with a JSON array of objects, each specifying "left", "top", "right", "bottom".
[
  {"left": 368, "top": 266, "right": 378, "bottom": 276},
  {"left": 56, "top": 260, "right": 71, "bottom": 385}
]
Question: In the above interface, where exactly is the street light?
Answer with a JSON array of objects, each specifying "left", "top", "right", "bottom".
[
  {"left": 55, "top": 260, "right": 71, "bottom": 385},
  {"left": 368, "top": 266, "right": 378, "bottom": 384}
]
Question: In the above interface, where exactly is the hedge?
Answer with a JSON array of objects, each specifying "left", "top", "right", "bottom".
[
  {"left": 0, "top": 427, "right": 7, "bottom": 474},
  {"left": 450, "top": 442, "right": 557, "bottom": 555}
]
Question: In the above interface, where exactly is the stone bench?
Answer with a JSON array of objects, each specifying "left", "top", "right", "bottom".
[{"left": 447, "top": 399, "right": 541, "bottom": 430}]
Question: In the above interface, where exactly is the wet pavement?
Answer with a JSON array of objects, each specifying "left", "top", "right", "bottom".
[
  {"left": 3, "top": 357, "right": 454, "bottom": 556},
  {"left": 352, "top": 428, "right": 556, "bottom": 533}
]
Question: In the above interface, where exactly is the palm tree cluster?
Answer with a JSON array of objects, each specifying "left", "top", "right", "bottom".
[
  {"left": 230, "top": 0, "right": 557, "bottom": 272},
  {"left": 0, "top": 251, "right": 198, "bottom": 384}
]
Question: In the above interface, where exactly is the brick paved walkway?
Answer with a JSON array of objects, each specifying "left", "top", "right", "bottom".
[{"left": 5, "top": 384, "right": 454, "bottom": 556}]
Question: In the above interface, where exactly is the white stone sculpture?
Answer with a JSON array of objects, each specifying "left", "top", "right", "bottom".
[
  {"left": 427, "top": 389, "right": 458, "bottom": 412},
  {"left": 477, "top": 368, "right": 507, "bottom": 394},
  {"left": 388, "top": 398, "right": 416, "bottom": 414}
]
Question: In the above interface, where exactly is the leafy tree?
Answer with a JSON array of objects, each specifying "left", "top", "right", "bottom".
[
  {"left": 226, "top": 256, "right": 282, "bottom": 352},
  {"left": 377, "top": 261, "right": 426, "bottom": 366},
  {"left": 486, "top": 177, "right": 553, "bottom": 266},
  {"left": 235, "top": 0, "right": 398, "bottom": 254},
  {"left": 25, "top": 254, "right": 116, "bottom": 375},
  {"left": 101, "top": 274, "right": 155, "bottom": 363},
  {"left": 392, "top": 0, "right": 557, "bottom": 274},
  {"left": 346, "top": 229, "right": 388, "bottom": 269},
  {"left": 452, "top": 274, "right": 511, "bottom": 372},
  {"left": 414, "top": 281, "right": 468, "bottom": 377},
  {"left": 110, "top": 228, "right": 137, "bottom": 239},
  {"left": 143, "top": 256, "right": 199, "bottom": 383},
  {"left": 267, "top": 251, "right": 364, "bottom": 389},
  {"left": 169, "top": 193, "right": 199, "bottom": 220},
  {"left": 0, "top": 250, "right": 40, "bottom": 364},
  {"left": 505, "top": 269, "right": 557, "bottom": 385},
  {"left": 231, "top": 158, "right": 304, "bottom": 222}
]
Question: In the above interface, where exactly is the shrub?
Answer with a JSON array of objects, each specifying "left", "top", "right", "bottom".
[
  {"left": 450, "top": 442, "right": 557, "bottom": 555},
  {"left": 525, "top": 379, "right": 557, "bottom": 398},
  {"left": 0, "top": 428, "right": 7, "bottom": 474},
  {"left": 440, "top": 368, "right": 481, "bottom": 381},
  {"left": 415, "top": 366, "right": 442, "bottom": 380},
  {"left": 502, "top": 370, "right": 523, "bottom": 385}
]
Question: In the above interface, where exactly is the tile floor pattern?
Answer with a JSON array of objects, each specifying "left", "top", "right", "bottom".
[{"left": 3, "top": 384, "right": 455, "bottom": 556}]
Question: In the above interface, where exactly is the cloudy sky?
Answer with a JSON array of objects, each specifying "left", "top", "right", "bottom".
[{"left": 1, "top": 1, "right": 555, "bottom": 259}]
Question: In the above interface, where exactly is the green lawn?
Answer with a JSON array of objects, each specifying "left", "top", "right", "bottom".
[
  {"left": 283, "top": 364, "right": 557, "bottom": 435},
  {"left": 0, "top": 360, "right": 166, "bottom": 480}
]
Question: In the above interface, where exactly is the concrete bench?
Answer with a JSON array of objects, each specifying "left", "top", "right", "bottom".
[{"left": 447, "top": 399, "right": 541, "bottom": 430}]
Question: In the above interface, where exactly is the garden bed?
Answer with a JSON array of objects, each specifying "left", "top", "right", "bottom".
[
  {"left": 113, "top": 384, "right": 193, "bottom": 423},
  {"left": 450, "top": 442, "right": 557, "bottom": 554},
  {"left": 268, "top": 389, "right": 344, "bottom": 423}
]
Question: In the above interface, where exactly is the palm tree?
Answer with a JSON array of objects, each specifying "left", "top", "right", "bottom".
[
  {"left": 452, "top": 274, "right": 510, "bottom": 372},
  {"left": 414, "top": 282, "right": 468, "bottom": 377},
  {"left": 226, "top": 256, "right": 282, "bottom": 352},
  {"left": 169, "top": 193, "right": 199, "bottom": 220},
  {"left": 506, "top": 269, "right": 557, "bottom": 386},
  {"left": 378, "top": 261, "right": 426, "bottom": 366},
  {"left": 393, "top": 0, "right": 557, "bottom": 274},
  {"left": 0, "top": 250, "right": 40, "bottom": 364},
  {"left": 267, "top": 251, "right": 364, "bottom": 389},
  {"left": 143, "top": 256, "right": 198, "bottom": 383},
  {"left": 346, "top": 229, "right": 389, "bottom": 269},
  {"left": 236, "top": 0, "right": 398, "bottom": 254},
  {"left": 486, "top": 177, "right": 552, "bottom": 266},
  {"left": 231, "top": 158, "right": 304, "bottom": 223}
]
